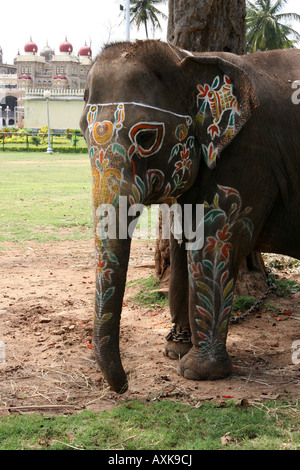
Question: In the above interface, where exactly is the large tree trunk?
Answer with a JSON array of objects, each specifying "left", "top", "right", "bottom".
[
  {"left": 155, "top": 0, "right": 268, "bottom": 296},
  {"left": 167, "top": 0, "right": 246, "bottom": 54}
]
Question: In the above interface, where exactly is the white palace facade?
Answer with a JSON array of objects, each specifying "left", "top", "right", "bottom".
[{"left": 0, "top": 38, "right": 92, "bottom": 129}]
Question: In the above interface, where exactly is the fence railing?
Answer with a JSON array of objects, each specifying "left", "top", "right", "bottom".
[{"left": 0, "top": 131, "right": 87, "bottom": 153}]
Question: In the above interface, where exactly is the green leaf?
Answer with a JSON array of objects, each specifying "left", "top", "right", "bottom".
[
  {"left": 204, "top": 209, "right": 224, "bottom": 222},
  {"left": 169, "top": 144, "right": 180, "bottom": 162},
  {"left": 186, "top": 136, "right": 195, "bottom": 149},
  {"left": 135, "top": 175, "right": 146, "bottom": 198},
  {"left": 108, "top": 252, "right": 119, "bottom": 264},
  {"left": 217, "top": 261, "right": 226, "bottom": 272},
  {"left": 112, "top": 142, "right": 126, "bottom": 159},
  {"left": 198, "top": 293, "right": 213, "bottom": 311},
  {"left": 103, "top": 287, "right": 115, "bottom": 302},
  {"left": 203, "top": 259, "right": 214, "bottom": 271},
  {"left": 242, "top": 218, "right": 254, "bottom": 237},
  {"left": 224, "top": 292, "right": 234, "bottom": 307},
  {"left": 212, "top": 76, "right": 220, "bottom": 89}
]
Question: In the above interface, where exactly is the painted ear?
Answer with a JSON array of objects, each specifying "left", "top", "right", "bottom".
[{"left": 181, "top": 55, "right": 259, "bottom": 168}]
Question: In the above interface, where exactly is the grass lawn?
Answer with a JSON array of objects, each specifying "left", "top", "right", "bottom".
[
  {"left": 0, "top": 151, "right": 157, "bottom": 246},
  {"left": 0, "top": 151, "right": 299, "bottom": 450},
  {"left": 0, "top": 400, "right": 299, "bottom": 450},
  {"left": 0, "top": 151, "right": 93, "bottom": 245}
]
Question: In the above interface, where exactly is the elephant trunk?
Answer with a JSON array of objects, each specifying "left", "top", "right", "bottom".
[{"left": 93, "top": 201, "right": 132, "bottom": 393}]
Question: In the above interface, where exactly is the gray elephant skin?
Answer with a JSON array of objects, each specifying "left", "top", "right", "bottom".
[{"left": 80, "top": 40, "right": 300, "bottom": 393}]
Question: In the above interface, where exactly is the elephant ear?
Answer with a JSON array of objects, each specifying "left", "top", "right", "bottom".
[{"left": 181, "top": 55, "right": 259, "bottom": 169}]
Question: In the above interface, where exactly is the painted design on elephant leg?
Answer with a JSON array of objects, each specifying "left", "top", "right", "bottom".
[
  {"left": 188, "top": 185, "right": 253, "bottom": 355},
  {"left": 196, "top": 75, "right": 241, "bottom": 169}
]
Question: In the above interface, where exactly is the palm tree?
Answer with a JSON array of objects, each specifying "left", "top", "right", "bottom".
[
  {"left": 130, "top": 0, "right": 167, "bottom": 38},
  {"left": 246, "top": 0, "right": 300, "bottom": 52}
]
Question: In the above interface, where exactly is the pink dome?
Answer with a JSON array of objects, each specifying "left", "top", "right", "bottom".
[
  {"left": 60, "top": 37, "right": 73, "bottom": 54},
  {"left": 24, "top": 38, "right": 38, "bottom": 54},
  {"left": 79, "top": 44, "right": 92, "bottom": 57}
]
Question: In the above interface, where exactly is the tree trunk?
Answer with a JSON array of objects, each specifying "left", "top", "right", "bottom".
[
  {"left": 167, "top": 0, "right": 246, "bottom": 54},
  {"left": 155, "top": 0, "right": 268, "bottom": 297}
]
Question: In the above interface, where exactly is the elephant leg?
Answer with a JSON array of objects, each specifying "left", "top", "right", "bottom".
[
  {"left": 176, "top": 247, "right": 234, "bottom": 380},
  {"left": 165, "top": 234, "right": 192, "bottom": 360},
  {"left": 177, "top": 186, "right": 254, "bottom": 380}
]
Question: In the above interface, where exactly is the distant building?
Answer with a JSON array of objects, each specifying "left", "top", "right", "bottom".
[
  {"left": 0, "top": 46, "right": 18, "bottom": 127},
  {"left": 16, "top": 37, "right": 92, "bottom": 90},
  {"left": 0, "top": 46, "right": 17, "bottom": 75},
  {"left": 23, "top": 88, "right": 85, "bottom": 130},
  {"left": 0, "top": 38, "right": 92, "bottom": 129}
]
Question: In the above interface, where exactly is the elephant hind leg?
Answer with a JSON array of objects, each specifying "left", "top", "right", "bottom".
[
  {"left": 164, "top": 324, "right": 192, "bottom": 360},
  {"left": 165, "top": 235, "right": 191, "bottom": 360}
]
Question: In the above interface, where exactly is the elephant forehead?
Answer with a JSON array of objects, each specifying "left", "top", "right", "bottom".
[{"left": 87, "top": 102, "right": 192, "bottom": 124}]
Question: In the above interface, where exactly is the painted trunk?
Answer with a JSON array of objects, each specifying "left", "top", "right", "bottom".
[
  {"left": 88, "top": 105, "right": 133, "bottom": 392},
  {"left": 93, "top": 231, "right": 131, "bottom": 393}
]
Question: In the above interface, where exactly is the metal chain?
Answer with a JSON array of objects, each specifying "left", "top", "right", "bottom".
[
  {"left": 229, "top": 274, "right": 277, "bottom": 324},
  {"left": 166, "top": 324, "right": 192, "bottom": 343}
]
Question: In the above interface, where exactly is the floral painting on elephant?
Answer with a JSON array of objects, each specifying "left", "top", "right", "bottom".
[
  {"left": 197, "top": 74, "right": 242, "bottom": 168},
  {"left": 79, "top": 40, "right": 300, "bottom": 394},
  {"left": 188, "top": 185, "right": 253, "bottom": 355}
]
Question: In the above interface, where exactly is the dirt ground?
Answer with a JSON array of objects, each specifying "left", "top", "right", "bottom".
[{"left": 0, "top": 239, "right": 299, "bottom": 416}]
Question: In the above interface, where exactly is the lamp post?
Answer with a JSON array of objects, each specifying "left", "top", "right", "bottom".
[
  {"left": 5, "top": 106, "right": 10, "bottom": 127},
  {"left": 126, "top": 0, "right": 130, "bottom": 40},
  {"left": 43, "top": 90, "right": 53, "bottom": 154},
  {"left": 120, "top": 0, "right": 134, "bottom": 40}
]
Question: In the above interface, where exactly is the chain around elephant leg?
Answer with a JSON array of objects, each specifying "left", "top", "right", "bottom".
[{"left": 165, "top": 324, "right": 192, "bottom": 360}]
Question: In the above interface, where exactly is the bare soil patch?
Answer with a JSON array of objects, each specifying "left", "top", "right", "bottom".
[{"left": 0, "top": 240, "right": 299, "bottom": 416}]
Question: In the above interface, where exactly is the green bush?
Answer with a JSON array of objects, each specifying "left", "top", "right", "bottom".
[
  {"left": 0, "top": 128, "right": 87, "bottom": 152},
  {"left": 0, "top": 145, "right": 87, "bottom": 153},
  {"left": 38, "top": 125, "right": 51, "bottom": 134},
  {"left": 29, "top": 135, "right": 41, "bottom": 146},
  {"left": 232, "top": 296, "right": 256, "bottom": 312}
]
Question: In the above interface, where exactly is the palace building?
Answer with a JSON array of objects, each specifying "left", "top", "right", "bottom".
[
  {"left": 16, "top": 37, "right": 92, "bottom": 90},
  {"left": 0, "top": 38, "right": 92, "bottom": 129}
]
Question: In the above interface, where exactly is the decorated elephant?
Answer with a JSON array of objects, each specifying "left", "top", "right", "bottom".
[{"left": 80, "top": 40, "right": 300, "bottom": 393}]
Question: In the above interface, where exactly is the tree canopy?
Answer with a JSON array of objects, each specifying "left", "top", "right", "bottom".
[
  {"left": 130, "top": 0, "right": 167, "bottom": 38},
  {"left": 246, "top": 0, "right": 300, "bottom": 52}
]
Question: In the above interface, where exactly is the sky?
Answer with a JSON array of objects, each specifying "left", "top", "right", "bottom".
[{"left": 1, "top": 0, "right": 300, "bottom": 65}]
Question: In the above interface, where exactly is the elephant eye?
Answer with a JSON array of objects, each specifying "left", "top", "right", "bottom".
[
  {"left": 135, "top": 129, "right": 158, "bottom": 151},
  {"left": 129, "top": 122, "right": 165, "bottom": 158},
  {"left": 84, "top": 89, "right": 89, "bottom": 102}
]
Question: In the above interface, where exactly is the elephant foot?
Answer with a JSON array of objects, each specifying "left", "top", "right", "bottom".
[
  {"left": 164, "top": 324, "right": 192, "bottom": 360},
  {"left": 177, "top": 346, "right": 232, "bottom": 381}
]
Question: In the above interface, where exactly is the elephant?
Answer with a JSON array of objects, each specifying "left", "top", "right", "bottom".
[{"left": 80, "top": 40, "right": 300, "bottom": 393}]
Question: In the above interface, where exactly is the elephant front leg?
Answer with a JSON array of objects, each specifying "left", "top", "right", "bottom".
[
  {"left": 176, "top": 185, "right": 254, "bottom": 381},
  {"left": 165, "top": 235, "right": 192, "bottom": 360},
  {"left": 177, "top": 248, "right": 233, "bottom": 380}
]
